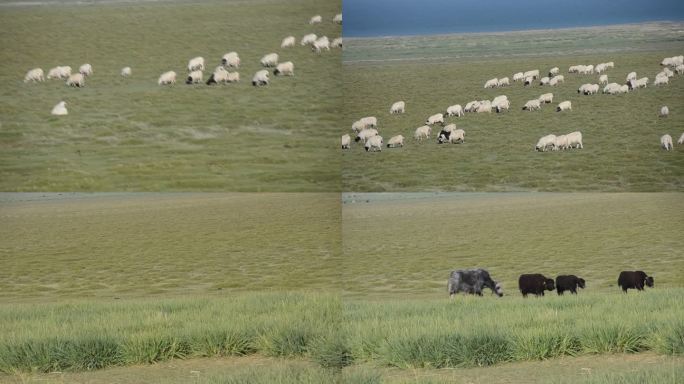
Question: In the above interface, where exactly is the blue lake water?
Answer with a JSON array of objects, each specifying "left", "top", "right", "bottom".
[{"left": 344, "top": 0, "right": 684, "bottom": 37}]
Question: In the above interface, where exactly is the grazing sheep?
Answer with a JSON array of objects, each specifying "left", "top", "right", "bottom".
[
  {"left": 660, "top": 106, "right": 669, "bottom": 117},
  {"left": 580, "top": 84, "right": 599, "bottom": 95},
  {"left": 351, "top": 117, "right": 377, "bottom": 132},
  {"left": 187, "top": 56, "right": 204, "bottom": 72},
  {"left": 281, "top": 36, "right": 296, "bottom": 48},
  {"left": 79, "top": 63, "right": 93, "bottom": 76},
  {"left": 414, "top": 125, "right": 431, "bottom": 141},
  {"left": 497, "top": 77, "right": 510, "bottom": 87},
  {"left": 390, "top": 101, "right": 405, "bottom": 114},
  {"left": 594, "top": 63, "right": 607, "bottom": 74},
  {"left": 158, "top": 71, "right": 176, "bottom": 85},
  {"left": 356, "top": 128, "right": 378, "bottom": 143},
  {"left": 566, "top": 131, "right": 583, "bottom": 149},
  {"left": 678, "top": 132, "right": 684, "bottom": 145},
  {"left": 606, "top": 61, "right": 615, "bottom": 68},
  {"left": 464, "top": 100, "right": 480, "bottom": 113},
  {"left": 387, "top": 135, "right": 404, "bottom": 148},
  {"left": 523, "top": 69, "right": 540, "bottom": 79},
  {"left": 491, "top": 95, "right": 508, "bottom": 106},
  {"left": 50, "top": 101, "right": 67, "bottom": 116},
  {"left": 676, "top": 64, "right": 684, "bottom": 74},
  {"left": 47, "top": 66, "right": 71, "bottom": 80},
  {"left": 512, "top": 72, "right": 524, "bottom": 82},
  {"left": 309, "top": 15, "right": 322, "bottom": 24},
  {"left": 206, "top": 67, "right": 239, "bottom": 85},
  {"left": 273, "top": 61, "right": 294, "bottom": 76},
  {"left": 493, "top": 96, "right": 510, "bottom": 113},
  {"left": 535, "top": 134, "right": 556, "bottom": 152},
  {"left": 556, "top": 100, "right": 572, "bottom": 112},
  {"left": 301, "top": 33, "right": 317, "bottom": 46},
  {"left": 585, "top": 64, "right": 594, "bottom": 74},
  {"left": 333, "top": 13, "right": 342, "bottom": 24},
  {"left": 441, "top": 123, "right": 457, "bottom": 133},
  {"left": 426, "top": 113, "right": 445, "bottom": 125},
  {"left": 365, "top": 135, "right": 383, "bottom": 152},
  {"left": 538, "top": 93, "right": 553, "bottom": 104},
  {"left": 603, "top": 82, "right": 621, "bottom": 94},
  {"left": 548, "top": 67, "right": 559, "bottom": 77},
  {"left": 121, "top": 67, "right": 132, "bottom": 77},
  {"left": 341, "top": 134, "right": 351, "bottom": 149},
  {"left": 522, "top": 99, "right": 541, "bottom": 111},
  {"left": 548, "top": 76, "right": 560, "bottom": 86},
  {"left": 553, "top": 135, "right": 568, "bottom": 151},
  {"left": 221, "top": 52, "right": 240, "bottom": 68},
  {"left": 438, "top": 128, "right": 465, "bottom": 144},
  {"left": 312, "top": 36, "right": 330, "bottom": 53},
  {"left": 626, "top": 71, "right": 637, "bottom": 82},
  {"left": 331, "top": 37, "right": 343, "bottom": 48},
  {"left": 186, "top": 70, "right": 203, "bottom": 84},
  {"left": 654, "top": 75, "right": 669, "bottom": 86},
  {"left": 477, "top": 100, "right": 492, "bottom": 113},
  {"left": 484, "top": 78, "right": 498, "bottom": 88},
  {"left": 599, "top": 74, "right": 608, "bottom": 84},
  {"left": 24, "top": 68, "right": 44, "bottom": 82},
  {"left": 66, "top": 73, "right": 85, "bottom": 87},
  {"left": 661, "top": 134, "right": 673, "bottom": 151},
  {"left": 524, "top": 76, "right": 534, "bottom": 86},
  {"left": 539, "top": 76, "right": 550, "bottom": 85},
  {"left": 252, "top": 70, "right": 269, "bottom": 86},
  {"left": 260, "top": 53, "right": 279, "bottom": 67},
  {"left": 446, "top": 104, "right": 464, "bottom": 117},
  {"left": 662, "top": 67, "right": 674, "bottom": 78}
]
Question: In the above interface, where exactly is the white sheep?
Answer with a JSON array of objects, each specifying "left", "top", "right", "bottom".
[
  {"left": 548, "top": 76, "right": 560, "bottom": 86},
  {"left": 360, "top": 116, "right": 377, "bottom": 128},
  {"left": 252, "top": 70, "right": 269, "bottom": 86},
  {"left": 309, "top": 15, "right": 322, "bottom": 24},
  {"left": 492, "top": 95, "right": 508, "bottom": 107},
  {"left": 312, "top": 36, "right": 330, "bottom": 53},
  {"left": 414, "top": 125, "right": 431, "bottom": 141},
  {"left": 207, "top": 67, "right": 239, "bottom": 84},
  {"left": 66, "top": 73, "right": 85, "bottom": 87},
  {"left": 539, "top": 76, "right": 550, "bottom": 85},
  {"left": 580, "top": 84, "right": 599, "bottom": 95},
  {"left": 439, "top": 128, "right": 465, "bottom": 144},
  {"left": 426, "top": 113, "right": 445, "bottom": 125},
  {"left": 260, "top": 53, "right": 279, "bottom": 67},
  {"left": 676, "top": 64, "right": 684, "bottom": 74},
  {"left": 599, "top": 74, "right": 608, "bottom": 84},
  {"left": 630, "top": 77, "right": 648, "bottom": 89},
  {"left": 24, "top": 68, "right": 44, "bottom": 82},
  {"left": 606, "top": 61, "right": 615, "bottom": 68},
  {"left": 556, "top": 101, "right": 572, "bottom": 112},
  {"left": 79, "top": 63, "right": 93, "bottom": 76},
  {"left": 566, "top": 131, "right": 583, "bottom": 149},
  {"left": 158, "top": 70, "right": 176, "bottom": 85},
  {"left": 365, "top": 135, "right": 383, "bottom": 152},
  {"left": 524, "top": 69, "right": 539, "bottom": 79},
  {"left": 603, "top": 82, "right": 621, "bottom": 94},
  {"left": 661, "top": 134, "right": 673, "bottom": 151},
  {"left": 333, "top": 13, "right": 342, "bottom": 24},
  {"left": 678, "top": 132, "right": 684, "bottom": 145},
  {"left": 341, "top": 134, "right": 351, "bottom": 149},
  {"left": 281, "top": 36, "right": 296, "bottom": 48},
  {"left": 222, "top": 52, "right": 240, "bottom": 68},
  {"left": 497, "top": 77, "right": 510, "bottom": 87},
  {"left": 553, "top": 135, "right": 568, "bottom": 151},
  {"left": 535, "top": 134, "right": 556, "bottom": 152},
  {"left": 274, "top": 61, "right": 294, "bottom": 76},
  {"left": 513, "top": 72, "right": 524, "bottom": 82},
  {"left": 495, "top": 99, "right": 510, "bottom": 113},
  {"left": 188, "top": 56, "right": 204, "bottom": 72},
  {"left": 594, "top": 63, "right": 606, "bottom": 74},
  {"left": 548, "top": 67, "right": 559, "bottom": 77},
  {"left": 477, "top": 100, "right": 492, "bottom": 113},
  {"left": 626, "top": 72, "right": 637, "bottom": 82},
  {"left": 660, "top": 106, "right": 669, "bottom": 117},
  {"left": 538, "top": 93, "right": 553, "bottom": 104},
  {"left": 387, "top": 135, "right": 404, "bottom": 148},
  {"left": 356, "top": 128, "right": 378, "bottom": 143},
  {"left": 464, "top": 100, "right": 480, "bottom": 113},
  {"left": 121, "top": 67, "right": 132, "bottom": 77},
  {"left": 331, "top": 37, "right": 343, "bottom": 48},
  {"left": 522, "top": 99, "right": 541, "bottom": 111},
  {"left": 446, "top": 104, "right": 464, "bottom": 117},
  {"left": 654, "top": 75, "right": 669, "bottom": 86},
  {"left": 301, "top": 33, "right": 317, "bottom": 46},
  {"left": 50, "top": 101, "right": 67, "bottom": 116},
  {"left": 524, "top": 76, "right": 534, "bottom": 86},
  {"left": 47, "top": 66, "right": 71, "bottom": 80},
  {"left": 484, "top": 78, "right": 498, "bottom": 88},
  {"left": 390, "top": 101, "right": 405, "bottom": 114},
  {"left": 186, "top": 70, "right": 203, "bottom": 84},
  {"left": 663, "top": 67, "right": 674, "bottom": 78}
]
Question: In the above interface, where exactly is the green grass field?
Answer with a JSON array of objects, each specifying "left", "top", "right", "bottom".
[
  {"left": 342, "top": 23, "right": 684, "bottom": 192},
  {"left": 0, "top": 0, "right": 341, "bottom": 191}
]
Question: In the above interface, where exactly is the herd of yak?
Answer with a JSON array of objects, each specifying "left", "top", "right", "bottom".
[{"left": 447, "top": 268, "right": 654, "bottom": 298}]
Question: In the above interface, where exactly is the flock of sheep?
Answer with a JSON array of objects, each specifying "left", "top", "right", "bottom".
[
  {"left": 343, "top": 55, "right": 684, "bottom": 152},
  {"left": 22, "top": 13, "right": 342, "bottom": 117}
]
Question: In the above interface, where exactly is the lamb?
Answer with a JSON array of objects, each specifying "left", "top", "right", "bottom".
[
  {"left": 158, "top": 71, "right": 176, "bottom": 85},
  {"left": 252, "top": 70, "right": 269, "bottom": 86},
  {"left": 331, "top": 38, "right": 343, "bottom": 48},
  {"left": 66, "top": 73, "right": 85, "bottom": 87},
  {"left": 47, "top": 66, "right": 71, "bottom": 80},
  {"left": 484, "top": 78, "right": 498, "bottom": 88},
  {"left": 50, "top": 101, "right": 67, "bottom": 116},
  {"left": 426, "top": 113, "right": 445, "bottom": 125},
  {"left": 221, "top": 52, "right": 240, "bottom": 68},
  {"left": 535, "top": 134, "right": 556, "bottom": 152},
  {"left": 414, "top": 125, "right": 431, "bottom": 141},
  {"left": 78, "top": 63, "right": 93, "bottom": 76},
  {"left": 24, "top": 68, "right": 44, "bottom": 82},
  {"left": 548, "top": 67, "right": 559, "bottom": 77},
  {"left": 273, "top": 61, "right": 294, "bottom": 76},
  {"left": 599, "top": 74, "right": 608, "bottom": 84},
  {"left": 309, "top": 15, "right": 322, "bottom": 24},
  {"left": 497, "top": 77, "right": 510, "bottom": 87},
  {"left": 260, "top": 53, "right": 279, "bottom": 67},
  {"left": 445, "top": 104, "right": 463, "bottom": 117},
  {"left": 281, "top": 36, "right": 296, "bottom": 48},
  {"left": 365, "top": 135, "right": 383, "bottom": 152},
  {"left": 661, "top": 134, "right": 673, "bottom": 151},
  {"left": 341, "top": 134, "right": 351, "bottom": 149},
  {"left": 355, "top": 128, "right": 378, "bottom": 143},
  {"left": 121, "top": 67, "right": 132, "bottom": 77},
  {"left": 660, "top": 106, "right": 669, "bottom": 117},
  {"left": 538, "top": 93, "right": 553, "bottom": 104},
  {"left": 333, "top": 13, "right": 342, "bottom": 24},
  {"left": 556, "top": 101, "right": 572, "bottom": 112},
  {"left": 187, "top": 56, "right": 204, "bottom": 72},
  {"left": 512, "top": 72, "right": 524, "bottom": 82},
  {"left": 566, "top": 131, "right": 583, "bottom": 149},
  {"left": 522, "top": 99, "right": 541, "bottom": 111},
  {"left": 312, "top": 36, "right": 330, "bottom": 53},
  {"left": 301, "top": 33, "right": 317, "bottom": 46},
  {"left": 186, "top": 70, "right": 203, "bottom": 84},
  {"left": 387, "top": 135, "right": 404, "bottom": 148},
  {"left": 390, "top": 101, "right": 405, "bottom": 114}
]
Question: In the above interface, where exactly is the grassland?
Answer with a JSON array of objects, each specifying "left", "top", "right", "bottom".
[
  {"left": 0, "top": 0, "right": 341, "bottom": 191},
  {"left": 342, "top": 23, "right": 684, "bottom": 191}
]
